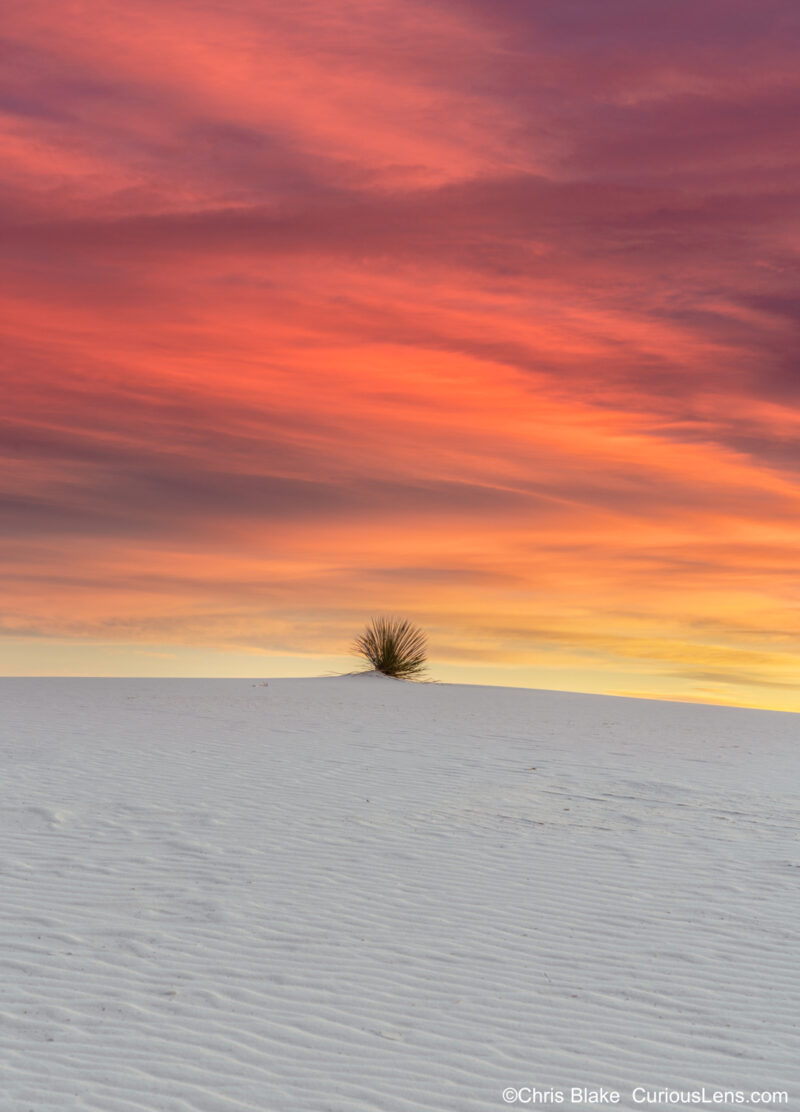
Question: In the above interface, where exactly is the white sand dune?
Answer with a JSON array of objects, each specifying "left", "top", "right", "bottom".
[{"left": 1, "top": 676, "right": 798, "bottom": 1111}]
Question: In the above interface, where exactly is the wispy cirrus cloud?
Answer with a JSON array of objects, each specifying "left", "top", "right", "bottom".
[{"left": 2, "top": 0, "right": 800, "bottom": 705}]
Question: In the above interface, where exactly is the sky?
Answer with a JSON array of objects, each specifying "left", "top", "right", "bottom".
[{"left": 2, "top": 0, "right": 800, "bottom": 709}]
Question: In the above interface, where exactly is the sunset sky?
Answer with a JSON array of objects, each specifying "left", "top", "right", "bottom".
[{"left": 3, "top": 0, "right": 800, "bottom": 708}]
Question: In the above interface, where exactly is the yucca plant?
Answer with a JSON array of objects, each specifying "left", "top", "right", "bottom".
[{"left": 353, "top": 616, "right": 428, "bottom": 679}]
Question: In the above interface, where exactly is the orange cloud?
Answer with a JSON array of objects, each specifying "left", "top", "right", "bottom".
[{"left": 2, "top": 0, "right": 800, "bottom": 707}]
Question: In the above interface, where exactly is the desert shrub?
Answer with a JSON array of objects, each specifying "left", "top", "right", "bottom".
[{"left": 352, "top": 616, "right": 428, "bottom": 679}]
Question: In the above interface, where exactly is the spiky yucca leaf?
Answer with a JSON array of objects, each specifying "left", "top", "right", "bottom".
[{"left": 352, "top": 616, "right": 428, "bottom": 679}]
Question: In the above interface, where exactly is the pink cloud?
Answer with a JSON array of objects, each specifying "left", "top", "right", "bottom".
[{"left": 3, "top": 0, "right": 800, "bottom": 704}]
